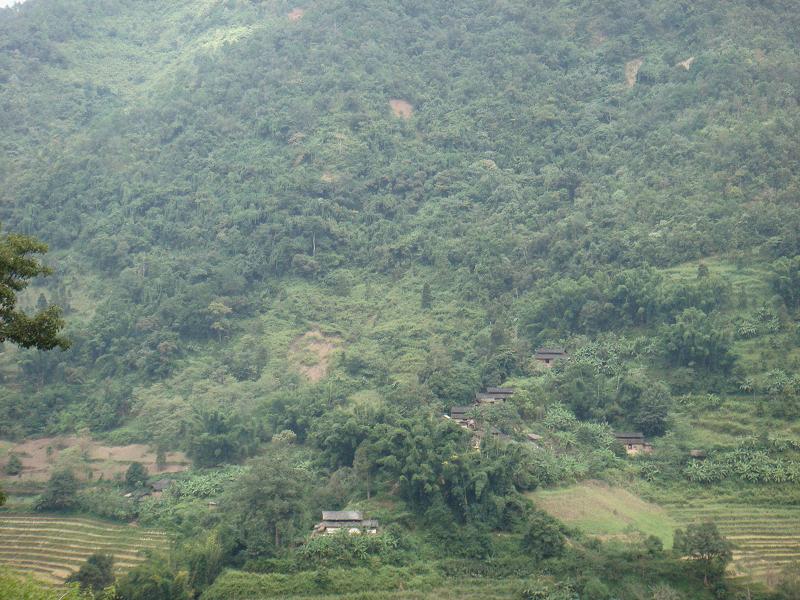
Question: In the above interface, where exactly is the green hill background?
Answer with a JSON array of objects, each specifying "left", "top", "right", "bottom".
[{"left": 1, "top": 0, "right": 800, "bottom": 598}]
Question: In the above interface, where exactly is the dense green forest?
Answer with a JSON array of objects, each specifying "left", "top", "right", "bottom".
[{"left": 1, "top": 0, "right": 800, "bottom": 598}]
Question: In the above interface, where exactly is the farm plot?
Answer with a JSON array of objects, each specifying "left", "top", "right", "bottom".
[
  {"left": 667, "top": 504, "right": 800, "bottom": 583},
  {"left": 0, "top": 514, "right": 168, "bottom": 584},
  {"left": 528, "top": 481, "right": 679, "bottom": 547},
  {"left": 0, "top": 436, "right": 189, "bottom": 485}
]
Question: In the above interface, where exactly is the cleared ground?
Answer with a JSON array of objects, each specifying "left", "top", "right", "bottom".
[
  {"left": 666, "top": 504, "right": 800, "bottom": 584},
  {"left": 288, "top": 329, "right": 341, "bottom": 382},
  {"left": 0, "top": 514, "right": 168, "bottom": 585},
  {"left": 529, "top": 481, "right": 679, "bottom": 547},
  {"left": 0, "top": 436, "right": 189, "bottom": 485}
]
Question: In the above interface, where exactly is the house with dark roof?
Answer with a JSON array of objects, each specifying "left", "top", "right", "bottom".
[
  {"left": 614, "top": 432, "right": 653, "bottom": 455},
  {"left": 475, "top": 387, "right": 514, "bottom": 405},
  {"left": 450, "top": 406, "right": 473, "bottom": 421},
  {"left": 534, "top": 347, "right": 568, "bottom": 367},
  {"left": 445, "top": 405, "right": 477, "bottom": 431},
  {"left": 313, "top": 511, "right": 378, "bottom": 535}
]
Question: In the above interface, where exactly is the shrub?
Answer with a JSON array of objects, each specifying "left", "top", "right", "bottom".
[
  {"left": 66, "top": 553, "right": 114, "bottom": 592},
  {"left": 298, "top": 530, "right": 401, "bottom": 568},
  {"left": 125, "top": 462, "right": 148, "bottom": 490},
  {"left": 4, "top": 453, "right": 22, "bottom": 476},
  {"left": 521, "top": 511, "right": 566, "bottom": 561},
  {"left": 36, "top": 469, "right": 79, "bottom": 511}
]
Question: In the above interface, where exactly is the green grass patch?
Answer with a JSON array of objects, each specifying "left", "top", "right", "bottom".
[{"left": 529, "top": 481, "right": 679, "bottom": 548}]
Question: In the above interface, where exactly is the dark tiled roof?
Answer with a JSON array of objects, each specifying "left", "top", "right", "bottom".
[
  {"left": 534, "top": 347, "right": 567, "bottom": 358},
  {"left": 485, "top": 387, "right": 515, "bottom": 395},
  {"left": 614, "top": 432, "right": 645, "bottom": 440}
]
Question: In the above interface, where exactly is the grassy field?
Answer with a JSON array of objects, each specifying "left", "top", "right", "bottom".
[
  {"left": 528, "top": 481, "right": 679, "bottom": 548},
  {"left": 666, "top": 503, "right": 800, "bottom": 584},
  {"left": 0, "top": 514, "right": 168, "bottom": 585},
  {"left": 530, "top": 481, "right": 800, "bottom": 584}
]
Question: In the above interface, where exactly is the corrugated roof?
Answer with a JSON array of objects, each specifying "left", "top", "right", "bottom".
[{"left": 322, "top": 511, "right": 363, "bottom": 521}]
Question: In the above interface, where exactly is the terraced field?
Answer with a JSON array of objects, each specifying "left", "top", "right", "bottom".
[
  {"left": 0, "top": 514, "right": 168, "bottom": 584},
  {"left": 667, "top": 504, "right": 800, "bottom": 583}
]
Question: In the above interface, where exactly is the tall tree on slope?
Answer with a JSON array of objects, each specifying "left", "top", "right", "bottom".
[{"left": 0, "top": 228, "right": 69, "bottom": 350}]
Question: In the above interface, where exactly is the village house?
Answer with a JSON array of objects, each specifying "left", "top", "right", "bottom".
[
  {"left": 447, "top": 405, "right": 477, "bottom": 430},
  {"left": 534, "top": 347, "right": 568, "bottom": 367},
  {"left": 313, "top": 511, "right": 379, "bottom": 535},
  {"left": 614, "top": 432, "right": 653, "bottom": 455},
  {"left": 475, "top": 387, "right": 515, "bottom": 405},
  {"left": 444, "top": 387, "right": 516, "bottom": 448}
]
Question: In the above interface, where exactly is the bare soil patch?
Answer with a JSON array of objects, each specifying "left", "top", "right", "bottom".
[
  {"left": 288, "top": 8, "right": 305, "bottom": 22},
  {"left": 0, "top": 436, "right": 189, "bottom": 483},
  {"left": 625, "top": 58, "right": 644, "bottom": 87},
  {"left": 389, "top": 99, "right": 413, "bottom": 119},
  {"left": 677, "top": 56, "right": 695, "bottom": 70},
  {"left": 288, "top": 329, "right": 341, "bottom": 382}
]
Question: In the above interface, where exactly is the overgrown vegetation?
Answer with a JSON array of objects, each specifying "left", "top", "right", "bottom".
[{"left": 1, "top": 0, "right": 800, "bottom": 597}]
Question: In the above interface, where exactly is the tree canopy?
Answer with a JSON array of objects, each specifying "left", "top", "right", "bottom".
[{"left": 0, "top": 231, "right": 68, "bottom": 350}]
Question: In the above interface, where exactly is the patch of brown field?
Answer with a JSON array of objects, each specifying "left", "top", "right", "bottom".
[
  {"left": 0, "top": 436, "right": 189, "bottom": 483},
  {"left": 677, "top": 56, "right": 695, "bottom": 70},
  {"left": 625, "top": 58, "right": 643, "bottom": 87},
  {"left": 754, "top": 48, "right": 766, "bottom": 63},
  {"left": 288, "top": 8, "right": 305, "bottom": 22},
  {"left": 320, "top": 171, "right": 337, "bottom": 183},
  {"left": 288, "top": 329, "right": 341, "bottom": 382},
  {"left": 389, "top": 99, "right": 413, "bottom": 119}
]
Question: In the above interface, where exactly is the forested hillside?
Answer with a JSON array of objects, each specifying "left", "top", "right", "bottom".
[{"left": 1, "top": 0, "right": 800, "bottom": 598}]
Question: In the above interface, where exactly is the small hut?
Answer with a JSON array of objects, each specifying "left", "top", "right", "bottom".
[
  {"left": 534, "top": 348, "right": 568, "bottom": 367},
  {"left": 614, "top": 432, "right": 653, "bottom": 455},
  {"left": 313, "top": 511, "right": 378, "bottom": 535},
  {"left": 475, "top": 387, "right": 514, "bottom": 405}
]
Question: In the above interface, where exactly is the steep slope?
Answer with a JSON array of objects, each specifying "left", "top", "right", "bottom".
[
  {"left": 2, "top": 0, "right": 799, "bottom": 444},
  {"left": 2, "top": 1, "right": 800, "bottom": 597}
]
